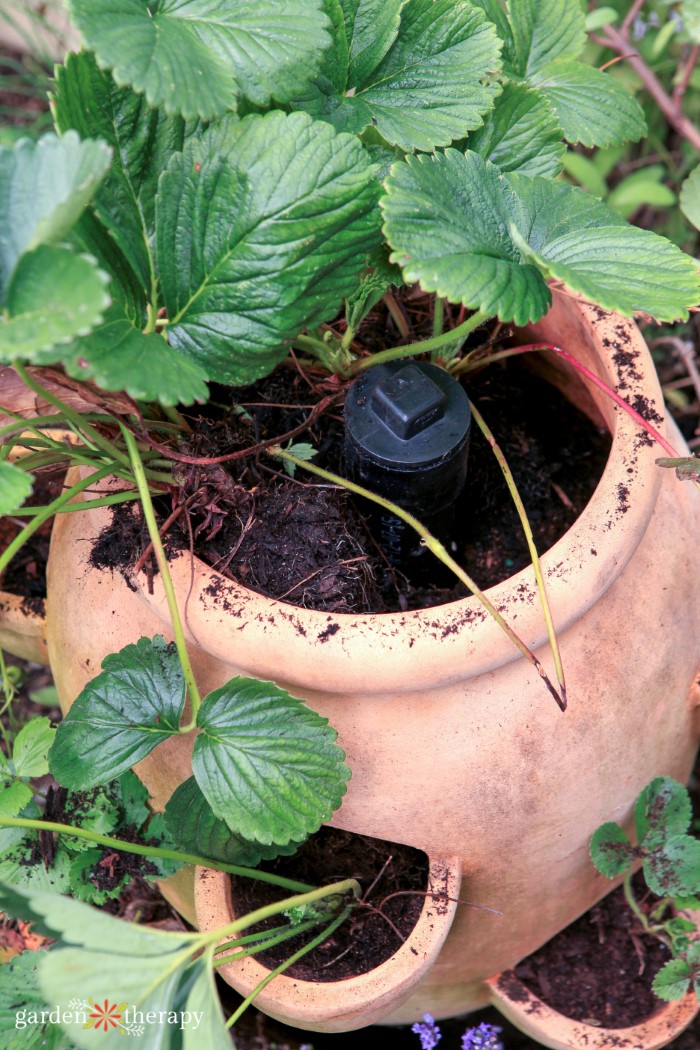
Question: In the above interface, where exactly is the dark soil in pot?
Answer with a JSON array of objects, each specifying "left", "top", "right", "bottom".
[
  {"left": 0, "top": 469, "right": 65, "bottom": 612},
  {"left": 508, "top": 873, "right": 670, "bottom": 1028},
  {"left": 92, "top": 354, "right": 611, "bottom": 615},
  {"left": 228, "top": 826, "right": 430, "bottom": 981}
]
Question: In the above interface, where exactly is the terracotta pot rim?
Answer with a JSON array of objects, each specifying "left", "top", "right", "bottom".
[
  {"left": 486, "top": 964, "right": 699, "bottom": 1050},
  {"left": 194, "top": 854, "right": 462, "bottom": 1031},
  {"left": 73, "top": 294, "right": 666, "bottom": 692}
]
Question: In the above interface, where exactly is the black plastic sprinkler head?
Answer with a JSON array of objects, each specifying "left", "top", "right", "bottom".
[{"left": 344, "top": 361, "right": 471, "bottom": 580}]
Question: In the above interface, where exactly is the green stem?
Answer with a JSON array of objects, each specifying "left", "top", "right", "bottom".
[
  {"left": 469, "top": 400, "right": 566, "bottom": 708},
  {"left": 0, "top": 816, "right": 315, "bottom": 894},
  {"left": 161, "top": 404, "right": 191, "bottom": 432},
  {"left": 120, "top": 426, "right": 202, "bottom": 722},
  {"left": 12, "top": 489, "right": 141, "bottom": 516},
  {"left": 271, "top": 448, "right": 565, "bottom": 712},
  {"left": 213, "top": 917, "right": 323, "bottom": 963},
  {"left": 12, "top": 364, "right": 132, "bottom": 470},
  {"left": 144, "top": 300, "right": 158, "bottom": 335},
  {"left": 432, "top": 297, "right": 444, "bottom": 339},
  {"left": 622, "top": 869, "right": 673, "bottom": 950},
  {"left": 292, "top": 334, "right": 332, "bottom": 359},
  {"left": 622, "top": 869, "right": 648, "bottom": 929},
  {"left": 0, "top": 462, "right": 116, "bottom": 579},
  {"left": 352, "top": 310, "right": 490, "bottom": 373},
  {"left": 0, "top": 411, "right": 128, "bottom": 439},
  {"left": 210, "top": 879, "right": 360, "bottom": 946},
  {"left": 383, "top": 291, "right": 410, "bottom": 341},
  {"left": 452, "top": 345, "right": 532, "bottom": 376},
  {"left": 225, "top": 905, "right": 354, "bottom": 1029}
]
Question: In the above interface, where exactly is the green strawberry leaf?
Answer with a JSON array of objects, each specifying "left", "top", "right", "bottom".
[
  {"left": 471, "top": 0, "right": 515, "bottom": 69},
  {"left": 507, "top": 170, "right": 700, "bottom": 321},
  {"left": 53, "top": 51, "right": 199, "bottom": 295},
  {"left": 465, "top": 81, "right": 565, "bottom": 176},
  {"left": 65, "top": 0, "right": 330, "bottom": 120},
  {"left": 530, "top": 59, "right": 647, "bottom": 148},
  {"left": 301, "top": 0, "right": 502, "bottom": 151},
  {"left": 0, "top": 780, "right": 33, "bottom": 819},
  {"left": 68, "top": 848, "right": 128, "bottom": 905},
  {"left": 50, "top": 636, "right": 186, "bottom": 789},
  {"left": 0, "top": 801, "right": 40, "bottom": 856},
  {"left": 674, "top": 895, "right": 700, "bottom": 910},
  {"left": 589, "top": 822, "right": 634, "bottom": 878},
  {"left": 0, "top": 879, "right": 196, "bottom": 948},
  {"left": 0, "top": 951, "right": 74, "bottom": 1050},
  {"left": 192, "top": 677, "right": 350, "bottom": 846},
  {"left": 0, "top": 461, "right": 33, "bottom": 515},
  {"left": 652, "top": 958, "right": 692, "bottom": 1002},
  {"left": 12, "top": 717, "right": 55, "bottom": 778},
  {"left": 341, "top": 0, "right": 404, "bottom": 88},
  {"left": 1, "top": 245, "right": 111, "bottom": 361},
  {"left": 507, "top": 0, "right": 585, "bottom": 78},
  {"left": 60, "top": 784, "right": 122, "bottom": 846},
  {"left": 158, "top": 111, "right": 380, "bottom": 387},
  {"left": 164, "top": 776, "right": 305, "bottom": 866},
  {"left": 63, "top": 318, "right": 210, "bottom": 407},
  {"left": 382, "top": 150, "right": 551, "bottom": 326},
  {"left": 0, "top": 131, "right": 111, "bottom": 301},
  {"left": 644, "top": 836, "right": 700, "bottom": 898},
  {"left": 680, "top": 164, "right": 700, "bottom": 232},
  {"left": 634, "top": 777, "right": 692, "bottom": 847},
  {"left": 0, "top": 841, "right": 73, "bottom": 895},
  {"left": 117, "top": 770, "right": 154, "bottom": 831},
  {"left": 344, "top": 251, "right": 402, "bottom": 337},
  {"left": 383, "top": 151, "right": 700, "bottom": 324},
  {"left": 180, "top": 963, "right": 232, "bottom": 1050}
]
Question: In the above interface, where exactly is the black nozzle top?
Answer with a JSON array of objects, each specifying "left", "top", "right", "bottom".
[
  {"left": 371, "top": 363, "right": 447, "bottom": 440},
  {"left": 344, "top": 361, "right": 470, "bottom": 514}
]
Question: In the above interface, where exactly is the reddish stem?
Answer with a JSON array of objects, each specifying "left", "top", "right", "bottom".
[{"left": 504, "top": 342, "right": 680, "bottom": 459}]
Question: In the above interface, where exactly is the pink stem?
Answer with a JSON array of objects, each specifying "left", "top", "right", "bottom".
[{"left": 506, "top": 342, "right": 680, "bottom": 459}]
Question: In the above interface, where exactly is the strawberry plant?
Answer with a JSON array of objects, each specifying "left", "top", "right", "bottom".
[
  {"left": 1, "top": 2, "right": 700, "bottom": 1045},
  {"left": 591, "top": 777, "right": 700, "bottom": 1004}
]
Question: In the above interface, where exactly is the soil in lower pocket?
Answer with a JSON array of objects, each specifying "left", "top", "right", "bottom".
[
  {"left": 228, "top": 826, "right": 431, "bottom": 981},
  {"left": 511, "top": 874, "right": 671, "bottom": 1028}
]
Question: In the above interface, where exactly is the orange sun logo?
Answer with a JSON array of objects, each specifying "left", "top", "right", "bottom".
[{"left": 85, "top": 998, "right": 128, "bottom": 1032}]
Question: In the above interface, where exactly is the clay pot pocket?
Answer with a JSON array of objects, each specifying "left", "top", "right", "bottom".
[
  {"left": 194, "top": 848, "right": 462, "bottom": 1033},
  {"left": 487, "top": 969, "right": 698, "bottom": 1050},
  {"left": 0, "top": 588, "right": 48, "bottom": 665},
  {"left": 486, "top": 902, "right": 700, "bottom": 1050}
]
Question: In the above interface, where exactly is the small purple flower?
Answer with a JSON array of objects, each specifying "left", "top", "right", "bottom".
[
  {"left": 632, "top": 15, "right": 647, "bottom": 40},
  {"left": 412, "top": 1013, "right": 442, "bottom": 1050},
  {"left": 461, "top": 1022, "right": 504, "bottom": 1050}
]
